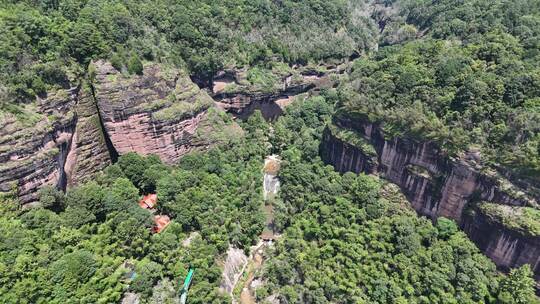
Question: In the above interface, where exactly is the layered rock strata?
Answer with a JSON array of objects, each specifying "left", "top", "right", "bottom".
[
  {"left": 213, "top": 68, "right": 332, "bottom": 120},
  {"left": 0, "top": 84, "right": 114, "bottom": 205},
  {"left": 1, "top": 61, "right": 240, "bottom": 205},
  {"left": 66, "top": 84, "right": 113, "bottom": 186},
  {"left": 320, "top": 113, "right": 539, "bottom": 278},
  {"left": 0, "top": 88, "right": 78, "bottom": 204},
  {"left": 92, "top": 60, "right": 239, "bottom": 164}
]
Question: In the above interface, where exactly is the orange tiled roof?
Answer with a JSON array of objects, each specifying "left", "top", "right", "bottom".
[
  {"left": 138, "top": 193, "right": 157, "bottom": 209},
  {"left": 153, "top": 215, "right": 171, "bottom": 233}
]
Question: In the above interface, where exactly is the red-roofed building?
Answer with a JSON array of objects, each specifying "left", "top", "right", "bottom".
[
  {"left": 139, "top": 193, "right": 157, "bottom": 209},
  {"left": 137, "top": 194, "right": 170, "bottom": 233},
  {"left": 153, "top": 215, "right": 171, "bottom": 233}
]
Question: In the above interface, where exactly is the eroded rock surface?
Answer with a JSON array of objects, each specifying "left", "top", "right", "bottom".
[
  {"left": 66, "top": 84, "right": 113, "bottom": 186},
  {"left": 463, "top": 207, "right": 540, "bottom": 281},
  {"left": 320, "top": 113, "right": 540, "bottom": 278},
  {"left": 1, "top": 61, "right": 241, "bottom": 205},
  {"left": 121, "top": 292, "right": 140, "bottom": 304},
  {"left": 220, "top": 247, "right": 248, "bottom": 294},
  {"left": 0, "top": 84, "right": 114, "bottom": 205},
  {"left": 0, "top": 88, "right": 78, "bottom": 204},
  {"left": 213, "top": 68, "right": 333, "bottom": 120},
  {"left": 92, "top": 60, "right": 239, "bottom": 164}
]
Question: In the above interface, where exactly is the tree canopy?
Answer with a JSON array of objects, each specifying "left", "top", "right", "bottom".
[{"left": 337, "top": 0, "right": 540, "bottom": 181}]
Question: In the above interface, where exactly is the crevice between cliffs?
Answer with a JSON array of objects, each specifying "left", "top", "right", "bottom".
[
  {"left": 89, "top": 81, "right": 119, "bottom": 163},
  {"left": 56, "top": 114, "right": 78, "bottom": 193}
]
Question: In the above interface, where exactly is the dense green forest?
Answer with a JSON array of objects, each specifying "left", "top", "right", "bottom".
[
  {"left": 1, "top": 93, "right": 536, "bottom": 303},
  {"left": 260, "top": 93, "right": 537, "bottom": 303},
  {"left": 0, "top": 0, "right": 378, "bottom": 102},
  {"left": 2, "top": 0, "right": 538, "bottom": 181},
  {"left": 1, "top": 0, "right": 540, "bottom": 303},
  {"left": 0, "top": 113, "right": 270, "bottom": 303},
  {"left": 337, "top": 0, "right": 540, "bottom": 180}
]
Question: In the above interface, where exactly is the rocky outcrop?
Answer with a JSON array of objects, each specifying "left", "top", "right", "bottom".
[
  {"left": 120, "top": 292, "right": 140, "bottom": 304},
  {"left": 320, "top": 113, "right": 539, "bottom": 277},
  {"left": 462, "top": 206, "right": 540, "bottom": 281},
  {"left": 1, "top": 61, "right": 241, "bottom": 205},
  {"left": 92, "top": 60, "right": 239, "bottom": 164},
  {"left": 0, "top": 88, "right": 78, "bottom": 205},
  {"left": 213, "top": 68, "right": 333, "bottom": 120},
  {"left": 263, "top": 155, "right": 281, "bottom": 201},
  {"left": 0, "top": 85, "right": 115, "bottom": 205},
  {"left": 321, "top": 123, "right": 378, "bottom": 175},
  {"left": 220, "top": 247, "right": 248, "bottom": 294},
  {"left": 66, "top": 84, "right": 113, "bottom": 186}
]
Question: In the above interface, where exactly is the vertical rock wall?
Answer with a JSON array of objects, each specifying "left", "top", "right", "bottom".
[
  {"left": 91, "top": 60, "right": 237, "bottom": 164},
  {"left": 0, "top": 85, "right": 114, "bottom": 205},
  {"left": 65, "top": 84, "right": 112, "bottom": 186},
  {"left": 0, "top": 88, "right": 78, "bottom": 204},
  {"left": 320, "top": 126, "right": 378, "bottom": 174},
  {"left": 320, "top": 114, "right": 539, "bottom": 278},
  {"left": 321, "top": 116, "right": 535, "bottom": 220},
  {"left": 1, "top": 61, "right": 241, "bottom": 205},
  {"left": 462, "top": 209, "right": 540, "bottom": 281}
]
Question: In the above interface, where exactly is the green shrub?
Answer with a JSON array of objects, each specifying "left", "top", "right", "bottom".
[
  {"left": 110, "top": 53, "right": 124, "bottom": 71},
  {"left": 127, "top": 54, "right": 143, "bottom": 75}
]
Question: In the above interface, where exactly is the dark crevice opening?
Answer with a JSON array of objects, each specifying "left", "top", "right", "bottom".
[
  {"left": 56, "top": 116, "right": 77, "bottom": 193},
  {"left": 89, "top": 82, "right": 119, "bottom": 163}
]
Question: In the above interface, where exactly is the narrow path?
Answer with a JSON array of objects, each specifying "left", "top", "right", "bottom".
[{"left": 239, "top": 243, "right": 264, "bottom": 304}]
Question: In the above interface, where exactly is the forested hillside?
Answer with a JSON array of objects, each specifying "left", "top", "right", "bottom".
[
  {"left": 1, "top": 95, "right": 537, "bottom": 303},
  {"left": 262, "top": 93, "right": 537, "bottom": 303},
  {"left": 0, "top": 0, "right": 379, "bottom": 103},
  {"left": 5, "top": 0, "right": 539, "bottom": 177},
  {"left": 338, "top": 0, "right": 540, "bottom": 180},
  {"left": 1, "top": 0, "right": 540, "bottom": 303},
  {"left": 0, "top": 114, "right": 270, "bottom": 303}
]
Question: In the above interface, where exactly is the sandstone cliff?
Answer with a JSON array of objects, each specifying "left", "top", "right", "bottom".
[
  {"left": 66, "top": 83, "right": 113, "bottom": 186},
  {"left": 0, "top": 85, "right": 114, "bottom": 205},
  {"left": 1, "top": 61, "right": 241, "bottom": 205},
  {"left": 463, "top": 203, "right": 540, "bottom": 281},
  {"left": 320, "top": 112, "right": 540, "bottom": 278},
  {"left": 91, "top": 60, "right": 240, "bottom": 164},
  {"left": 0, "top": 88, "right": 78, "bottom": 205},
  {"left": 213, "top": 67, "right": 333, "bottom": 120}
]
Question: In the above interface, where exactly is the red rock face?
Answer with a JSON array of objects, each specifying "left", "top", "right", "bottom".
[
  {"left": 322, "top": 116, "right": 537, "bottom": 219},
  {"left": 91, "top": 60, "right": 239, "bottom": 164},
  {"left": 102, "top": 111, "right": 206, "bottom": 164},
  {"left": 1, "top": 60, "right": 240, "bottom": 205},
  {"left": 0, "top": 88, "right": 78, "bottom": 204},
  {"left": 321, "top": 115, "right": 540, "bottom": 279},
  {"left": 436, "top": 161, "right": 478, "bottom": 219},
  {"left": 66, "top": 85, "right": 112, "bottom": 186},
  {"left": 0, "top": 85, "right": 114, "bottom": 205},
  {"left": 462, "top": 209, "right": 540, "bottom": 281}
]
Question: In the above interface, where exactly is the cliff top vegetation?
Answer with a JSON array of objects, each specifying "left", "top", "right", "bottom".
[
  {"left": 337, "top": 0, "right": 540, "bottom": 183},
  {"left": 478, "top": 202, "right": 540, "bottom": 237}
]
